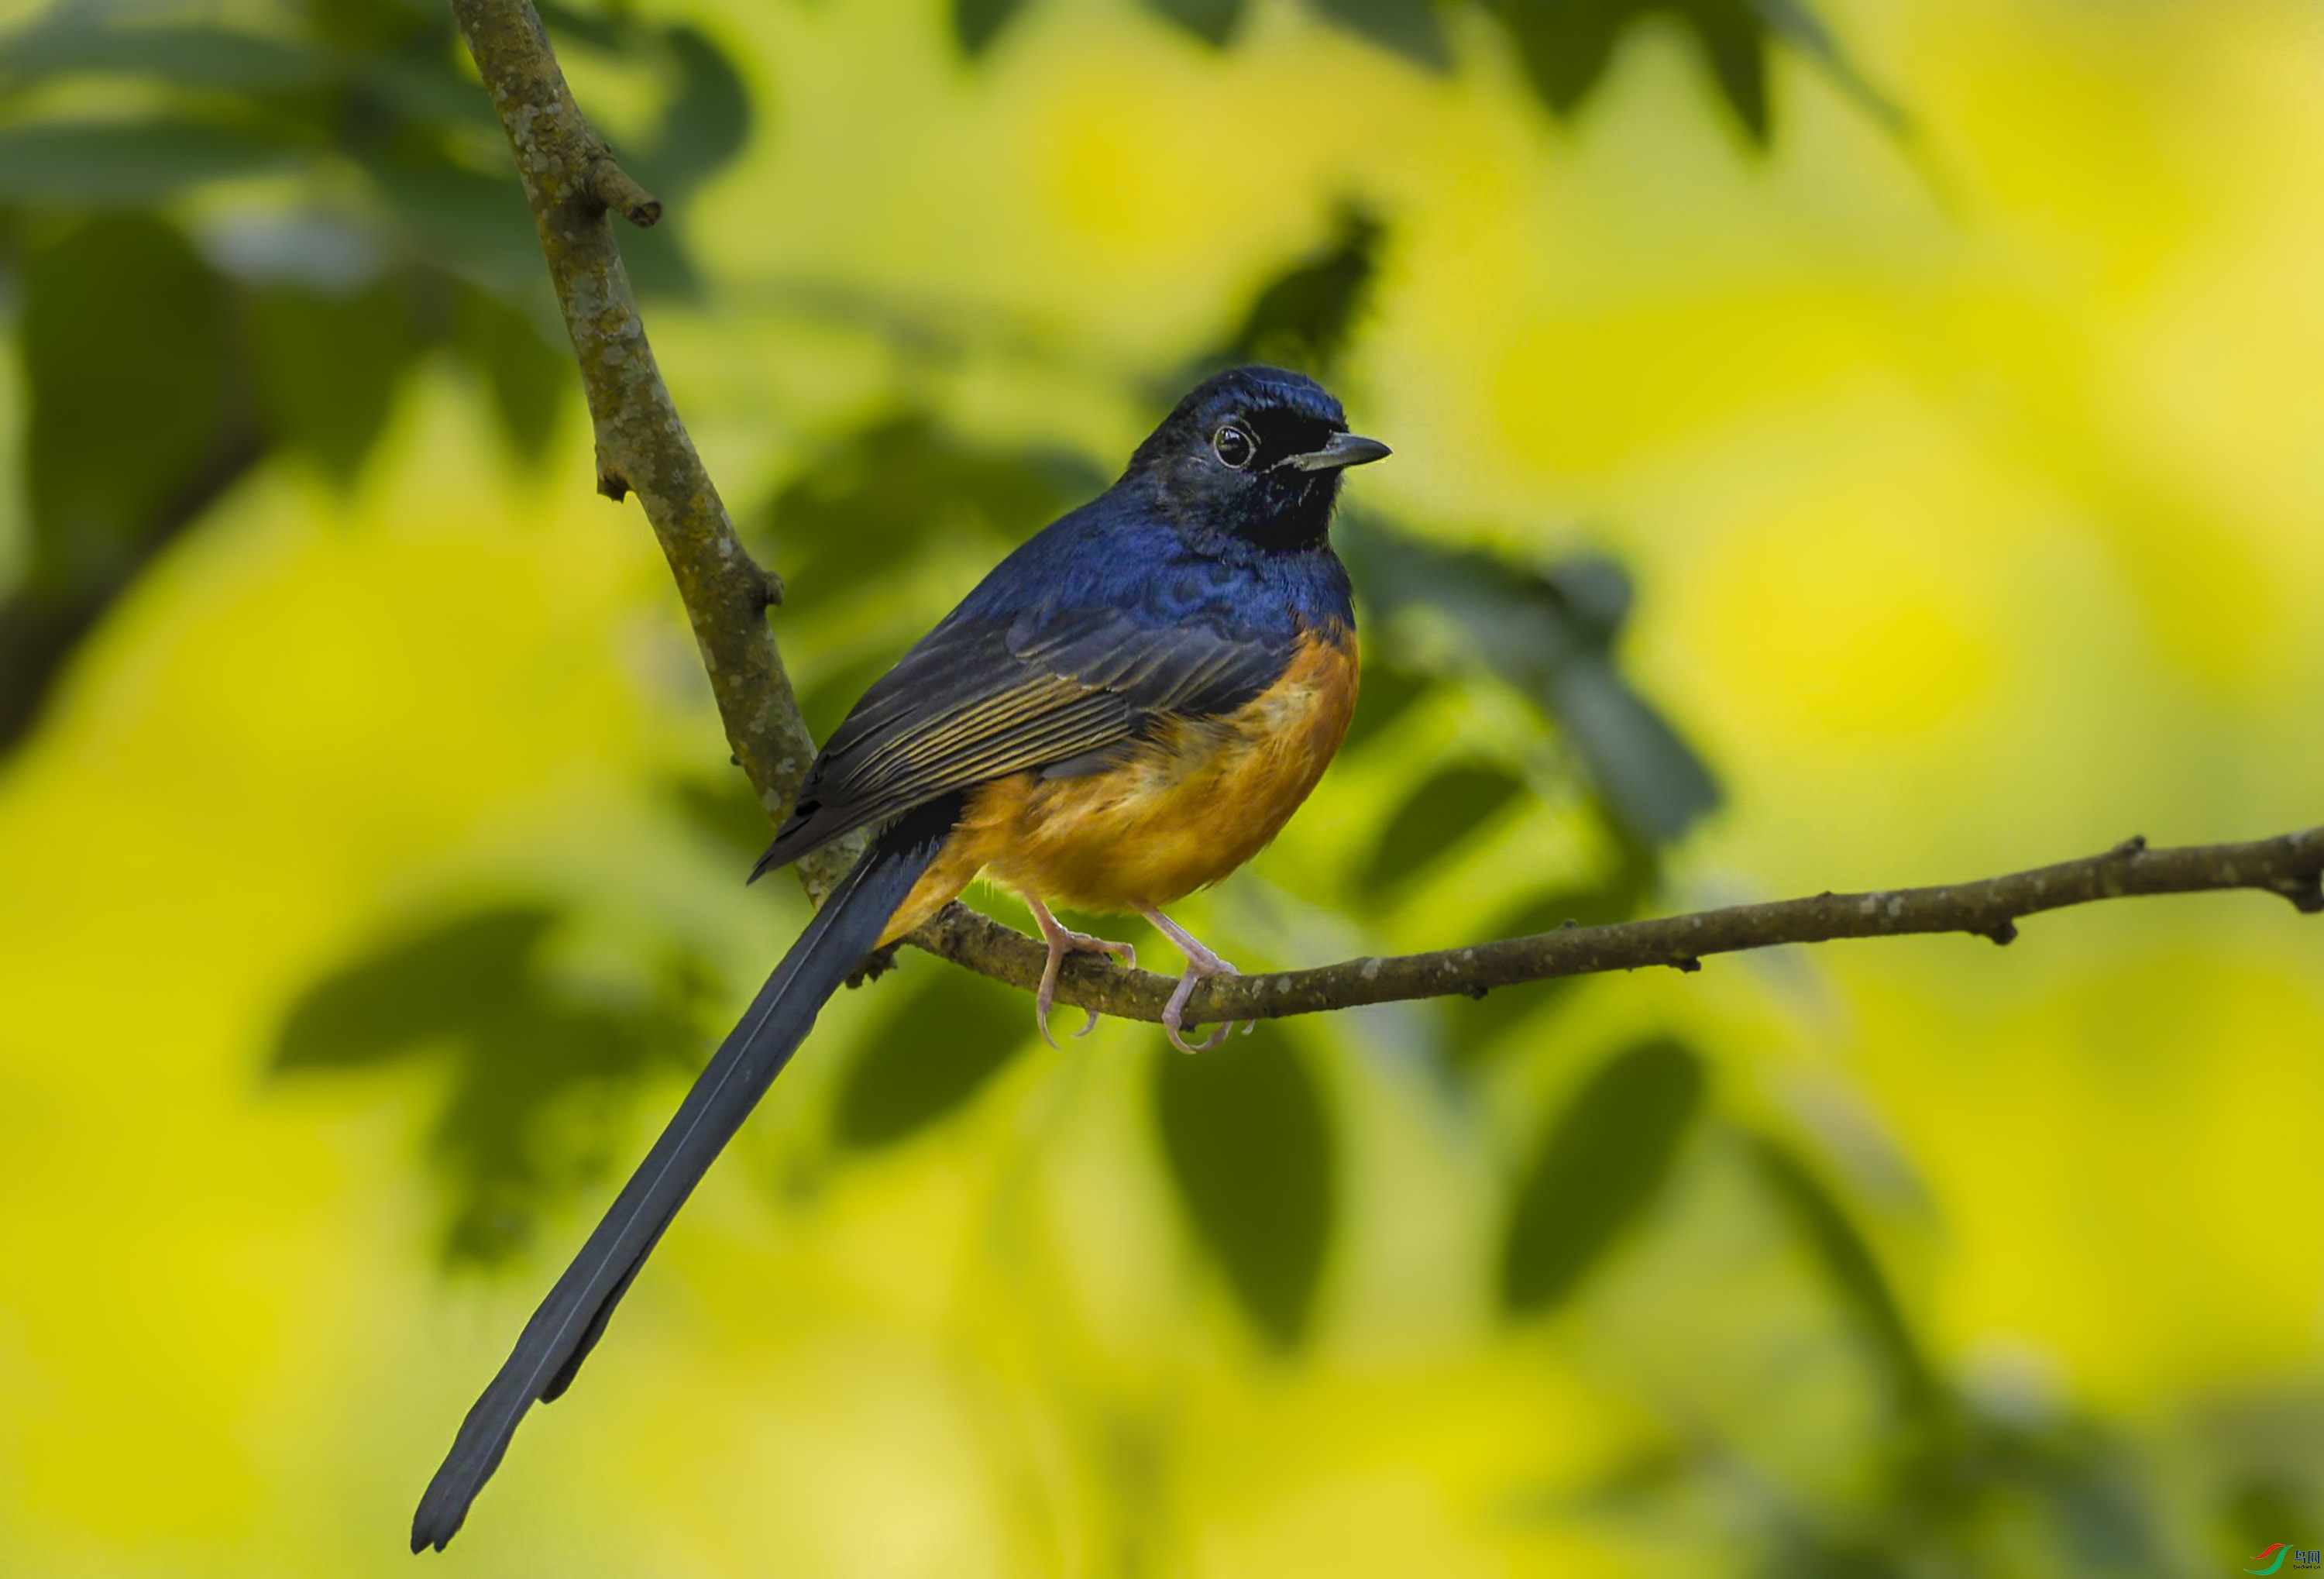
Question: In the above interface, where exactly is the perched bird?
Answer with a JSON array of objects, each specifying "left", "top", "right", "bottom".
[{"left": 411, "top": 366, "right": 1387, "bottom": 1550}]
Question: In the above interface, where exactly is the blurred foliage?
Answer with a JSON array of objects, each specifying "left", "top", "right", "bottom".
[
  {"left": 1360, "top": 760, "right": 1529, "bottom": 896},
  {"left": 1506, "top": 0, "right": 1772, "bottom": 141},
  {"left": 1501, "top": 1036, "right": 1704, "bottom": 1315},
  {"left": 1153, "top": 1034, "right": 1336, "bottom": 1349},
  {"left": 1, "top": 0, "right": 2315, "bottom": 1573},
  {"left": 0, "top": 0, "right": 751, "bottom": 752},
  {"left": 831, "top": 965, "right": 1036, "bottom": 1150},
  {"left": 957, "top": 0, "right": 1897, "bottom": 145},
  {"left": 1195, "top": 201, "right": 1384, "bottom": 379},
  {"left": 1747, "top": 1133, "right": 1934, "bottom": 1412},
  {"left": 1702, "top": 1128, "right": 2180, "bottom": 1577},
  {"left": 1338, "top": 525, "right": 1721, "bottom": 847},
  {"left": 273, "top": 905, "right": 707, "bottom": 1265},
  {"left": 755, "top": 410, "right": 1105, "bottom": 605}
]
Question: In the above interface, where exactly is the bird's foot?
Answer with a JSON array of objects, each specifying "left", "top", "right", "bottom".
[
  {"left": 1027, "top": 896, "right": 1136, "bottom": 1050},
  {"left": 1139, "top": 906, "right": 1248, "bottom": 1054}
]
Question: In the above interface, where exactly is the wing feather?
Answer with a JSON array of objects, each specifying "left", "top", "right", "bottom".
[{"left": 759, "top": 600, "right": 1297, "bottom": 872}]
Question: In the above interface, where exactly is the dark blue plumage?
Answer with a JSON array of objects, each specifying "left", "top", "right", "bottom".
[
  {"left": 767, "top": 368, "right": 1364, "bottom": 872},
  {"left": 945, "top": 366, "right": 1363, "bottom": 635},
  {"left": 948, "top": 506, "right": 1356, "bottom": 646}
]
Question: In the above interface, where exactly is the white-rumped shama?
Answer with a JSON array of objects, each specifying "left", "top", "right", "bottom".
[{"left": 413, "top": 365, "right": 1387, "bottom": 1550}]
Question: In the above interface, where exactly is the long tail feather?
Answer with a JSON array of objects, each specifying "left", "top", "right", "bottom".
[{"left": 411, "top": 796, "right": 961, "bottom": 1553}]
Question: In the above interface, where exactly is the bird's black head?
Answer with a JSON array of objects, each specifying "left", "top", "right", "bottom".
[{"left": 1121, "top": 366, "right": 1389, "bottom": 553}]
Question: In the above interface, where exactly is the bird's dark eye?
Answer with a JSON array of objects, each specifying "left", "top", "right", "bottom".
[{"left": 1211, "top": 422, "right": 1256, "bottom": 470}]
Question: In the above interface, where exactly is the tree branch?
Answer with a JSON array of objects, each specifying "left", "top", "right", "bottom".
[
  {"left": 448, "top": 0, "right": 855, "bottom": 896},
  {"left": 916, "top": 828, "right": 2322, "bottom": 1027},
  {"left": 454, "top": 0, "right": 2320, "bottom": 1038}
]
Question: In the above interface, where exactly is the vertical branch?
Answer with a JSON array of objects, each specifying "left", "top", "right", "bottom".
[{"left": 447, "top": 0, "right": 858, "bottom": 896}]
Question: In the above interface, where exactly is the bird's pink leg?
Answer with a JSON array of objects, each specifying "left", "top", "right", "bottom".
[
  {"left": 1138, "top": 906, "right": 1248, "bottom": 1054},
  {"left": 1026, "top": 896, "right": 1136, "bottom": 1049}
]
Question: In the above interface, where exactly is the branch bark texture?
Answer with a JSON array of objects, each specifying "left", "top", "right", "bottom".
[
  {"left": 456, "top": 0, "right": 2321, "bottom": 1036},
  {"left": 920, "top": 828, "right": 2322, "bottom": 1027},
  {"left": 449, "top": 0, "right": 854, "bottom": 896}
]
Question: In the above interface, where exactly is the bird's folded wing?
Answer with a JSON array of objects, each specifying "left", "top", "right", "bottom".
[{"left": 761, "top": 602, "right": 1292, "bottom": 869}]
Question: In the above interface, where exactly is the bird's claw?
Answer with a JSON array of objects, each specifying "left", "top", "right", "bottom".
[
  {"left": 1165, "top": 1016, "right": 1233, "bottom": 1055},
  {"left": 1032, "top": 918, "right": 1134, "bottom": 1051},
  {"left": 1136, "top": 905, "right": 1253, "bottom": 1054},
  {"left": 1161, "top": 954, "right": 1240, "bottom": 1054}
]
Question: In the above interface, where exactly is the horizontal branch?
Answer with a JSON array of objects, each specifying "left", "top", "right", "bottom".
[{"left": 906, "top": 828, "right": 2323, "bottom": 1029}]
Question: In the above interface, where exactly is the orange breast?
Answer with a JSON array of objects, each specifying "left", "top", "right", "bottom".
[{"left": 876, "top": 629, "right": 1358, "bottom": 940}]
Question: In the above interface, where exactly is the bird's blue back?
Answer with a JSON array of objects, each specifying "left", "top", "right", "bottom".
[{"left": 943, "top": 485, "right": 1356, "bottom": 653}]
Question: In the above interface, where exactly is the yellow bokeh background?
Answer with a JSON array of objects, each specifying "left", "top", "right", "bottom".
[{"left": 1, "top": 0, "right": 2319, "bottom": 1572}]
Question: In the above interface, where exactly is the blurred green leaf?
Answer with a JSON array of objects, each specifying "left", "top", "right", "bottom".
[
  {"left": 1549, "top": 656, "right": 1721, "bottom": 845},
  {"left": 366, "top": 158, "right": 545, "bottom": 295},
  {"left": 1506, "top": 0, "right": 1906, "bottom": 146},
  {"left": 353, "top": 52, "right": 509, "bottom": 143},
  {"left": 275, "top": 907, "right": 560, "bottom": 1071},
  {"left": 1308, "top": 0, "right": 1449, "bottom": 70},
  {"left": 832, "top": 968, "right": 1033, "bottom": 1148},
  {"left": 0, "top": 120, "right": 303, "bottom": 205},
  {"left": 667, "top": 771, "right": 777, "bottom": 864},
  {"left": 644, "top": 24, "right": 753, "bottom": 198},
  {"left": 1142, "top": 0, "right": 1246, "bottom": 48},
  {"left": 274, "top": 905, "right": 704, "bottom": 1266},
  {"left": 1340, "top": 521, "right": 1721, "bottom": 845},
  {"left": 1496, "top": 813, "right": 1655, "bottom": 936},
  {"left": 349, "top": 46, "right": 506, "bottom": 139},
  {"left": 953, "top": 0, "right": 1031, "bottom": 57},
  {"left": 2040, "top": 1449, "right": 2173, "bottom": 1575},
  {"left": 531, "top": 0, "right": 623, "bottom": 51},
  {"left": 249, "top": 279, "right": 418, "bottom": 483},
  {"left": 452, "top": 280, "right": 572, "bottom": 461},
  {"left": 1447, "top": 972, "right": 1585, "bottom": 1058},
  {"left": 1501, "top": 0, "right": 1625, "bottom": 119},
  {"left": 1336, "top": 653, "right": 1431, "bottom": 754},
  {"left": 1494, "top": 0, "right": 1890, "bottom": 145},
  {"left": 1739, "top": 0, "right": 1906, "bottom": 132},
  {"left": 1340, "top": 515, "right": 1596, "bottom": 678},
  {"left": 1361, "top": 762, "right": 1528, "bottom": 898},
  {"left": 21, "top": 214, "right": 242, "bottom": 576},
  {"left": 1205, "top": 203, "right": 1383, "bottom": 378},
  {"left": 1, "top": 212, "right": 260, "bottom": 753},
  {"left": 1752, "top": 1532, "right": 1908, "bottom": 1578},
  {"left": 1745, "top": 1134, "right": 1934, "bottom": 1411},
  {"left": 1675, "top": 0, "right": 1769, "bottom": 144},
  {"left": 1154, "top": 1039, "right": 1335, "bottom": 1347},
  {"left": 1501, "top": 1036, "right": 1705, "bottom": 1316},
  {"left": 755, "top": 411, "right": 1103, "bottom": 600},
  {"left": 950, "top": 0, "right": 1883, "bottom": 142},
  {"left": 313, "top": 0, "right": 448, "bottom": 54},
  {"left": 0, "top": 19, "right": 330, "bottom": 91}
]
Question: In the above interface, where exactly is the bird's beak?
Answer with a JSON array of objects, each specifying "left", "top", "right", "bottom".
[{"left": 1284, "top": 432, "right": 1392, "bottom": 472}]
